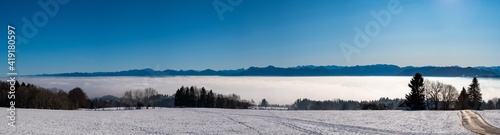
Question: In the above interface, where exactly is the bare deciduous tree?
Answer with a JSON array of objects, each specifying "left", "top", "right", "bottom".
[
  {"left": 440, "top": 84, "right": 458, "bottom": 110},
  {"left": 144, "top": 88, "right": 159, "bottom": 109},
  {"left": 122, "top": 90, "right": 133, "bottom": 109},
  {"left": 425, "top": 80, "right": 443, "bottom": 110},
  {"left": 133, "top": 89, "right": 145, "bottom": 109}
]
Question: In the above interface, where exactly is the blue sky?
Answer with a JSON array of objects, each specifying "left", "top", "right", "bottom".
[{"left": 1, "top": 0, "right": 499, "bottom": 75}]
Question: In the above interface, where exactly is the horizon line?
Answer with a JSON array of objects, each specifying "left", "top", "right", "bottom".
[{"left": 32, "top": 64, "right": 500, "bottom": 75}]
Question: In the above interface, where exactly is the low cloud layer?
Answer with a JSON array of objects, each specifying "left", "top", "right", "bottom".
[{"left": 13, "top": 76, "right": 500, "bottom": 104}]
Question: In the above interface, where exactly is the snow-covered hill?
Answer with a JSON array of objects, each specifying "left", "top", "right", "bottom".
[{"left": 1, "top": 108, "right": 476, "bottom": 134}]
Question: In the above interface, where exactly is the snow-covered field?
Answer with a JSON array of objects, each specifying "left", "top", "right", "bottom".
[
  {"left": 2, "top": 108, "right": 474, "bottom": 135},
  {"left": 479, "top": 110, "right": 500, "bottom": 128}
]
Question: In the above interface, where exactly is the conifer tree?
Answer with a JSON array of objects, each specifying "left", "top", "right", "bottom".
[
  {"left": 174, "top": 88, "right": 181, "bottom": 107},
  {"left": 468, "top": 77, "right": 482, "bottom": 110},
  {"left": 199, "top": 87, "right": 207, "bottom": 107},
  {"left": 405, "top": 73, "right": 426, "bottom": 110},
  {"left": 457, "top": 87, "right": 470, "bottom": 109},
  {"left": 207, "top": 90, "right": 215, "bottom": 108}
]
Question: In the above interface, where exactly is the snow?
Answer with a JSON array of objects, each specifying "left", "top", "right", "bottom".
[
  {"left": 478, "top": 110, "right": 500, "bottom": 128},
  {"left": 1, "top": 108, "right": 473, "bottom": 135}
]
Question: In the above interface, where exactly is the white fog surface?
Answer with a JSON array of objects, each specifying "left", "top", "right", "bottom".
[{"left": 16, "top": 76, "right": 500, "bottom": 104}]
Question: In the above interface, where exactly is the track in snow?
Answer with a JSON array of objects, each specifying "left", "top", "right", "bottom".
[{"left": 461, "top": 110, "right": 500, "bottom": 134}]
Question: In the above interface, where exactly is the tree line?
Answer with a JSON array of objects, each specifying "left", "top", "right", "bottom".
[
  {"left": 405, "top": 73, "right": 494, "bottom": 110},
  {"left": 1, "top": 81, "right": 253, "bottom": 110},
  {"left": 120, "top": 88, "right": 161, "bottom": 109},
  {"left": 290, "top": 73, "right": 497, "bottom": 111},
  {"left": 174, "top": 86, "right": 253, "bottom": 109},
  {"left": 3, "top": 76, "right": 497, "bottom": 111},
  {"left": 0, "top": 81, "right": 176, "bottom": 110},
  {"left": 483, "top": 97, "right": 500, "bottom": 110},
  {"left": 87, "top": 91, "right": 175, "bottom": 110},
  {"left": 0, "top": 81, "right": 88, "bottom": 110},
  {"left": 290, "top": 97, "right": 404, "bottom": 110}
]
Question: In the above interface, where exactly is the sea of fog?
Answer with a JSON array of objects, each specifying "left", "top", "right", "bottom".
[{"left": 12, "top": 76, "right": 500, "bottom": 104}]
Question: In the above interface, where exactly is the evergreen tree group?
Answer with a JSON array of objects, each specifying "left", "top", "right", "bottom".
[
  {"left": 174, "top": 86, "right": 252, "bottom": 109},
  {"left": 457, "top": 77, "right": 483, "bottom": 110},
  {"left": 290, "top": 97, "right": 403, "bottom": 110},
  {"left": 403, "top": 73, "right": 486, "bottom": 110}
]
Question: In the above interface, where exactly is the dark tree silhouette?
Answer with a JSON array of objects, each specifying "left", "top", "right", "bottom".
[
  {"left": 468, "top": 77, "right": 482, "bottom": 110},
  {"left": 291, "top": 98, "right": 400, "bottom": 110},
  {"left": 405, "top": 73, "right": 426, "bottom": 110},
  {"left": 341, "top": 103, "right": 348, "bottom": 110},
  {"left": 14, "top": 80, "right": 20, "bottom": 90},
  {"left": 173, "top": 86, "right": 251, "bottom": 109},
  {"left": 485, "top": 100, "right": 495, "bottom": 109},
  {"left": 260, "top": 99, "right": 269, "bottom": 107},
  {"left": 207, "top": 90, "right": 215, "bottom": 108},
  {"left": 457, "top": 87, "right": 470, "bottom": 109},
  {"left": 359, "top": 103, "right": 390, "bottom": 110},
  {"left": 0, "top": 81, "right": 75, "bottom": 109},
  {"left": 2, "top": 80, "right": 169, "bottom": 110},
  {"left": 215, "top": 94, "right": 224, "bottom": 108},
  {"left": 199, "top": 87, "right": 207, "bottom": 107},
  {"left": 55, "top": 89, "right": 71, "bottom": 109},
  {"left": 188, "top": 86, "right": 196, "bottom": 107},
  {"left": 174, "top": 87, "right": 186, "bottom": 107},
  {"left": 3, "top": 82, "right": 86, "bottom": 110},
  {"left": 496, "top": 100, "right": 500, "bottom": 109},
  {"left": 174, "top": 87, "right": 181, "bottom": 106},
  {"left": 68, "top": 87, "right": 89, "bottom": 109}
]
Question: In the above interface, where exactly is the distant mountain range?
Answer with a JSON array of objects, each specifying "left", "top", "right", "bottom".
[{"left": 37, "top": 64, "right": 500, "bottom": 77}]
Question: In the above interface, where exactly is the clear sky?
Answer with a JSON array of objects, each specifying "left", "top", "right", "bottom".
[{"left": 1, "top": 0, "right": 499, "bottom": 75}]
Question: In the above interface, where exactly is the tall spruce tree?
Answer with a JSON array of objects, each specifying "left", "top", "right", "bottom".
[
  {"left": 405, "top": 73, "right": 426, "bottom": 110},
  {"left": 207, "top": 90, "right": 215, "bottom": 108},
  {"left": 468, "top": 77, "right": 482, "bottom": 110},
  {"left": 215, "top": 95, "right": 224, "bottom": 108},
  {"left": 199, "top": 87, "right": 207, "bottom": 107},
  {"left": 188, "top": 86, "right": 196, "bottom": 107},
  {"left": 457, "top": 87, "right": 470, "bottom": 109}
]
